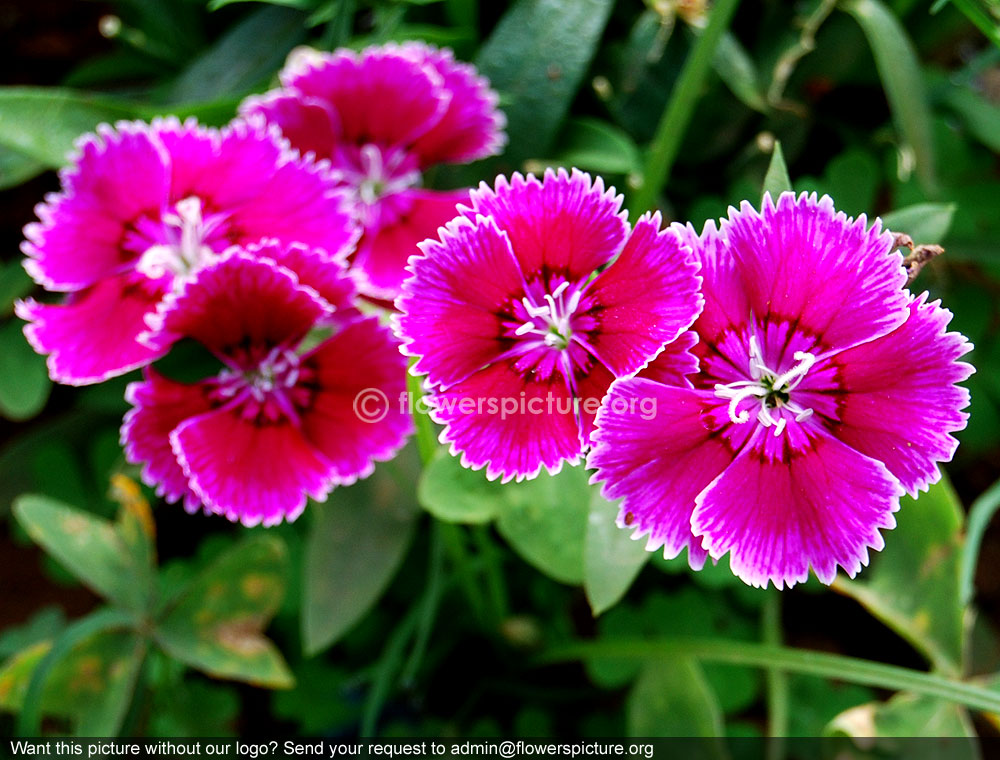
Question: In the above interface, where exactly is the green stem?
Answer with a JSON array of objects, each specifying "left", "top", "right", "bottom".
[
  {"left": 472, "top": 526, "right": 509, "bottom": 623},
  {"left": 537, "top": 638, "right": 1000, "bottom": 715},
  {"left": 630, "top": 0, "right": 742, "bottom": 213},
  {"left": 401, "top": 521, "right": 446, "bottom": 686},
  {"left": 406, "top": 361, "right": 438, "bottom": 465},
  {"left": 960, "top": 478, "right": 1000, "bottom": 607},
  {"left": 766, "top": 0, "right": 837, "bottom": 106},
  {"left": 16, "top": 608, "right": 138, "bottom": 736},
  {"left": 762, "top": 594, "right": 789, "bottom": 750},
  {"left": 440, "top": 523, "right": 488, "bottom": 625}
]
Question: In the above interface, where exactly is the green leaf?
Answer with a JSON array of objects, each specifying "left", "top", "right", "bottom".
[
  {"left": 842, "top": 0, "right": 937, "bottom": 193},
  {"left": 0, "top": 629, "right": 146, "bottom": 736},
  {"left": 163, "top": 6, "right": 307, "bottom": 104},
  {"left": 583, "top": 490, "right": 649, "bottom": 616},
  {"left": 942, "top": 85, "right": 1000, "bottom": 153},
  {"left": 0, "top": 145, "right": 45, "bottom": 189},
  {"left": 880, "top": 202, "right": 957, "bottom": 245},
  {"left": 762, "top": 140, "right": 793, "bottom": 200},
  {"left": 13, "top": 494, "right": 155, "bottom": 613},
  {"left": 303, "top": 451, "right": 421, "bottom": 655},
  {"left": 209, "top": 0, "right": 316, "bottom": 9},
  {"left": 548, "top": 117, "right": 643, "bottom": 176},
  {"left": 156, "top": 535, "right": 292, "bottom": 688},
  {"left": 0, "top": 260, "right": 34, "bottom": 317},
  {"left": 0, "top": 87, "right": 141, "bottom": 168},
  {"left": 626, "top": 659, "right": 725, "bottom": 745},
  {"left": 417, "top": 449, "right": 505, "bottom": 524},
  {"left": 496, "top": 465, "right": 591, "bottom": 585},
  {"left": 834, "top": 477, "right": 966, "bottom": 675},
  {"left": 475, "top": 0, "right": 615, "bottom": 167},
  {"left": 713, "top": 32, "right": 767, "bottom": 112},
  {"left": 0, "top": 320, "right": 51, "bottom": 421},
  {"left": 827, "top": 692, "right": 976, "bottom": 755}
]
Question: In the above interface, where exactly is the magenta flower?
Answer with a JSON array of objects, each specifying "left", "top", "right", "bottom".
[
  {"left": 240, "top": 42, "right": 506, "bottom": 299},
  {"left": 396, "top": 168, "right": 703, "bottom": 483},
  {"left": 589, "top": 192, "right": 974, "bottom": 588},
  {"left": 17, "top": 117, "right": 355, "bottom": 386},
  {"left": 121, "top": 241, "right": 411, "bottom": 526}
]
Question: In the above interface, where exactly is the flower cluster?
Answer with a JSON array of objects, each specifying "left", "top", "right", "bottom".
[
  {"left": 14, "top": 40, "right": 504, "bottom": 526},
  {"left": 16, "top": 36, "right": 974, "bottom": 586}
]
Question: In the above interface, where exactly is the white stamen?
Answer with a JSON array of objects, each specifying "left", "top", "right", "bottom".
[
  {"left": 515, "top": 283, "right": 580, "bottom": 350},
  {"left": 136, "top": 196, "right": 219, "bottom": 283}
]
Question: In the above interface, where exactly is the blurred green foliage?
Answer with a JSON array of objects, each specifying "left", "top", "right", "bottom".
[{"left": 1, "top": 0, "right": 999, "bottom": 745}]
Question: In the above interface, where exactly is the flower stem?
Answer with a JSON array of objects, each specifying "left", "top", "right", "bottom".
[
  {"left": 406, "top": 359, "right": 438, "bottom": 466},
  {"left": 763, "top": 593, "right": 790, "bottom": 751},
  {"left": 630, "top": 0, "right": 742, "bottom": 213},
  {"left": 536, "top": 637, "right": 1000, "bottom": 715}
]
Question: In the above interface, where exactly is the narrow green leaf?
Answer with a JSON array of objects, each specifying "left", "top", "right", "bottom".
[
  {"left": 834, "top": 477, "right": 966, "bottom": 675},
  {"left": 548, "top": 117, "right": 643, "bottom": 175},
  {"left": 943, "top": 85, "right": 1000, "bottom": 152},
  {"left": 0, "top": 88, "right": 141, "bottom": 168},
  {"left": 303, "top": 451, "right": 421, "bottom": 655},
  {"left": 156, "top": 535, "right": 292, "bottom": 688},
  {"left": 842, "top": 0, "right": 937, "bottom": 193},
  {"left": 627, "top": 659, "right": 726, "bottom": 746},
  {"left": 880, "top": 203, "right": 957, "bottom": 245},
  {"left": 0, "top": 320, "right": 51, "bottom": 421},
  {"left": 713, "top": 32, "right": 767, "bottom": 112},
  {"left": 209, "top": 0, "right": 315, "bottom": 10},
  {"left": 475, "top": 0, "right": 615, "bottom": 167},
  {"left": 417, "top": 449, "right": 505, "bottom": 524},
  {"left": 495, "top": 465, "right": 590, "bottom": 585},
  {"left": 13, "top": 495, "right": 154, "bottom": 613},
  {"left": 762, "top": 140, "right": 793, "bottom": 201},
  {"left": 583, "top": 490, "right": 649, "bottom": 616},
  {"left": 164, "top": 7, "right": 307, "bottom": 104},
  {"left": 960, "top": 478, "right": 1000, "bottom": 608}
]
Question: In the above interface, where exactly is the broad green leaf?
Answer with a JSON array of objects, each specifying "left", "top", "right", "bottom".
[
  {"left": 547, "top": 117, "right": 642, "bottom": 176},
  {"left": 417, "top": 449, "right": 504, "bottom": 524},
  {"left": 834, "top": 477, "right": 966, "bottom": 675},
  {"left": 475, "top": 0, "right": 615, "bottom": 167},
  {"left": 583, "top": 490, "right": 649, "bottom": 616},
  {"left": 0, "top": 145, "right": 45, "bottom": 189},
  {"left": 842, "top": 0, "right": 936, "bottom": 193},
  {"left": 787, "top": 675, "right": 876, "bottom": 737},
  {"left": 13, "top": 495, "right": 154, "bottom": 613},
  {"left": 827, "top": 692, "right": 976, "bottom": 757},
  {"left": 626, "top": 658, "right": 725, "bottom": 746},
  {"left": 0, "top": 320, "right": 51, "bottom": 421},
  {"left": 713, "top": 32, "right": 767, "bottom": 112},
  {"left": 762, "top": 140, "right": 792, "bottom": 200},
  {"left": 164, "top": 6, "right": 307, "bottom": 104},
  {"left": 0, "top": 630, "right": 146, "bottom": 737},
  {"left": 880, "top": 203, "right": 957, "bottom": 245},
  {"left": 495, "top": 465, "right": 591, "bottom": 585},
  {"left": 0, "top": 88, "right": 141, "bottom": 168},
  {"left": 156, "top": 535, "right": 292, "bottom": 688},
  {"left": 303, "top": 450, "right": 421, "bottom": 655},
  {"left": 0, "top": 608, "right": 65, "bottom": 659},
  {"left": 0, "top": 260, "right": 34, "bottom": 317}
]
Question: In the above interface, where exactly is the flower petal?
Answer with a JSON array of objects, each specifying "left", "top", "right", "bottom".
[
  {"left": 589, "top": 380, "right": 734, "bottom": 568},
  {"left": 171, "top": 407, "right": 333, "bottom": 527},
  {"left": 17, "top": 272, "right": 167, "bottom": 385},
  {"left": 279, "top": 46, "right": 448, "bottom": 148},
  {"left": 637, "top": 330, "right": 700, "bottom": 387},
  {"left": 238, "top": 91, "right": 341, "bottom": 161},
  {"left": 431, "top": 359, "right": 583, "bottom": 483},
  {"left": 121, "top": 369, "right": 214, "bottom": 510},
  {"left": 22, "top": 122, "right": 169, "bottom": 291},
  {"left": 462, "top": 168, "right": 628, "bottom": 284},
  {"left": 832, "top": 292, "right": 974, "bottom": 496},
  {"left": 245, "top": 239, "right": 357, "bottom": 316},
  {"left": 722, "top": 192, "right": 909, "bottom": 353},
  {"left": 396, "top": 214, "right": 525, "bottom": 389},
  {"left": 353, "top": 189, "right": 467, "bottom": 300},
  {"left": 692, "top": 429, "right": 903, "bottom": 588},
  {"left": 148, "top": 252, "right": 329, "bottom": 358},
  {"left": 400, "top": 42, "right": 506, "bottom": 166},
  {"left": 299, "top": 316, "right": 413, "bottom": 484},
  {"left": 581, "top": 213, "right": 703, "bottom": 376}
]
